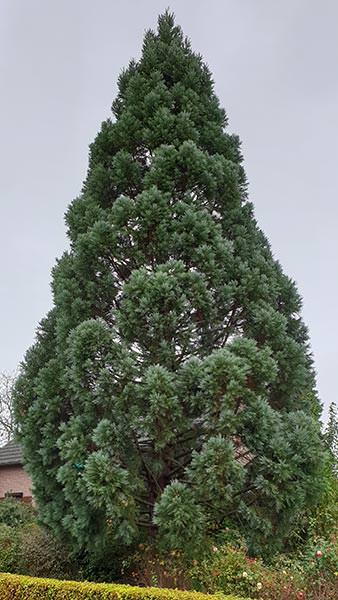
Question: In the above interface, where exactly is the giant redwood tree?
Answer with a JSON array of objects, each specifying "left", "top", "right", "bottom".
[{"left": 15, "top": 13, "right": 324, "bottom": 557}]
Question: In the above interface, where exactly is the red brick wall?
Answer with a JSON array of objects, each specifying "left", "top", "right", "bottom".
[{"left": 0, "top": 465, "right": 32, "bottom": 502}]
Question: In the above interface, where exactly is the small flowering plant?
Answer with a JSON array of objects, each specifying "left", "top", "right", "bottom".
[
  {"left": 300, "top": 535, "right": 338, "bottom": 582},
  {"left": 188, "top": 544, "right": 266, "bottom": 598}
]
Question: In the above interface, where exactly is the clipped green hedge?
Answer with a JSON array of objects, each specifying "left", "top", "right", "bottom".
[{"left": 0, "top": 573, "right": 246, "bottom": 600}]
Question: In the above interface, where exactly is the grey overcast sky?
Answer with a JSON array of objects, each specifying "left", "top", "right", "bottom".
[{"left": 1, "top": 0, "right": 337, "bottom": 419}]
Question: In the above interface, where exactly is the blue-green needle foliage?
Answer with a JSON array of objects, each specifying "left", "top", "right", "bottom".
[{"left": 15, "top": 12, "right": 325, "bottom": 558}]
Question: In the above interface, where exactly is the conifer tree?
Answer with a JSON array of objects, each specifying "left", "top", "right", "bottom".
[
  {"left": 325, "top": 402, "right": 338, "bottom": 467},
  {"left": 15, "top": 12, "right": 325, "bottom": 557}
]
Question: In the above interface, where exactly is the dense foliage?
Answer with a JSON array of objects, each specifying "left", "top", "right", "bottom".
[
  {"left": 0, "top": 496, "right": 34, "bottom": 528},
  {"left": 14, "top": 12, "right": 325, "bottom": 559},
  {"left": 126, "top": 513, "right": 338, "bottom": 600},
  {"left": 0, "top": 495, "right": 336, "bottom": 598},
  {"left": 0, "top": 574, "right": 244, "bottom": 600},
  {"left": 325, "top": 402, "right": 338, "bottom": 468},
  {"left": 0, "top": 499, "right": 73, "bottom": 580}
]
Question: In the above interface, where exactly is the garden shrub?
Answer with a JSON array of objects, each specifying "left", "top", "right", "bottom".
[
  {"left": 127, "top": 542, "right": 337, "bottom": 600},
  {"left": 189, "top": 544, "right": 265, "bottom": 599},
  {"left": 0, "top": 524, "right": 20, "bottom": 573},
  {"left": 123, "top": 528, "right": 248, "bottom": 589},
  {"left": 17, "top": 523, "right": 75, "bottom": 579},
  {"left": 0, "top": 573, "right": 246, "bottom": 600},
  {"left": 188, "top": 543, "right": 338, "bottom": 600},
  {"left": 0, "top": 500, "right": 73, "bottom": 580},
  {"left": 0, "top": 498, "right": 35, "bottom": 528}
]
